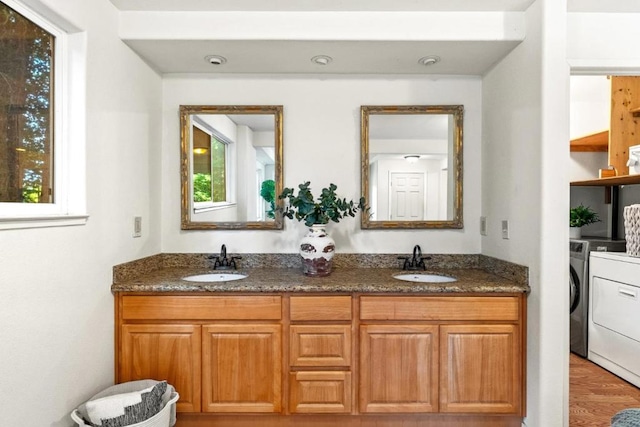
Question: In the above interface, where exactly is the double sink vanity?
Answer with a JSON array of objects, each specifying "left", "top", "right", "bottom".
[
  {"left": 112, "top": 253, "right": 529, "bottom": 427},
  {"left": 118, "top": 102, "right": 529, "bottom": 426}
]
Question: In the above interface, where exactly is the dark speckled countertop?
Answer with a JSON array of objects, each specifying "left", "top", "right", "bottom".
[{"left": 111, "top": 262, "right": 530, "bottom": 295}]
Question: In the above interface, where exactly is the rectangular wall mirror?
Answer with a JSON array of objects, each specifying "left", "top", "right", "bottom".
[
  {"left": 361, "top": 105, "right": 463, "bottom": 229},
  {"left": 180, "top": 105, "right": 283, "bottom": 230}
]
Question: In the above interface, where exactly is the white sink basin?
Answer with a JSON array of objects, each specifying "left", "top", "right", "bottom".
[
  {"left": 182, "top": 273, "right": 248, "bottom": 282},
  {"left": 394, "top": 273, "right": 457, "bottom": 283}
]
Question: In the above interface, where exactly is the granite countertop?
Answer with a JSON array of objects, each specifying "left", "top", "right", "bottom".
[{"left": 111, "top": 266, "right": 530, "bottom": 294}]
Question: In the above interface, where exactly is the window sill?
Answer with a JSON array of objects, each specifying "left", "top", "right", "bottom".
[
  {"left": 194, "top": 202, "right": 237, "bottom": 214},
  {"left": 0, "top": 214, "right": 89, "bottom": 230}
]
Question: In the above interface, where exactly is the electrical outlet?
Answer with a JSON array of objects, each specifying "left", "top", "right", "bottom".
[
  {"left": 133, "top": 216, "right": 142, "bottom": 238},
  {"left": 480, "top": 216, "right": 487, "bottom": 236},
  {"left": 501, "top": 220, "right": 510, "bottom": 239}
]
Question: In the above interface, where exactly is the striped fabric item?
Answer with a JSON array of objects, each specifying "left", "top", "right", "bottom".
[{"left": 85, "top": 381, "right": 167, "bottom": 427}]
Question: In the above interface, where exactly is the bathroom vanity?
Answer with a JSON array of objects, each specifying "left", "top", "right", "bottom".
[{"left": 112, "top": 257, "right": 528, "bottom": 427}]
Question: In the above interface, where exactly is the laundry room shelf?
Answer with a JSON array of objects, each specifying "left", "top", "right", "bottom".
[{"left": 571, "top": 175, "right": 640, "bottom": 187}]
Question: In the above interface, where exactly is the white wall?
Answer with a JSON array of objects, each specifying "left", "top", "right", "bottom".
[
  {"left": 568, "top": 12, "right": 640, "bottom": 72},
  {"left": 569, "top": 75, "right": 609, "bottom": 140},
  {"left": 0, "top": 1, "right": 162, "bottom": 425},
  {"left": 568, "top": 76, "right": 609, "bottom": 235},
  {"left": 569, "top": 75, "right": 609, "bottom": 181},
  {"left": 162, "top": 76, "right": 482, "bottom": 255},
  {"left": 568, "top": 76, "right": 610, "bottom": 236},
  {"left": 482, "top": 1, "right": 569, "bottom": 426}
]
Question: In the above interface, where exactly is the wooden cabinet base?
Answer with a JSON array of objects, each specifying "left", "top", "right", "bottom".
[
  {"left": 175, "top": 413, "right": 523, "bottom": 427},
  {"left": 117, "top": 293, "right": 526, "bottom": 423}
]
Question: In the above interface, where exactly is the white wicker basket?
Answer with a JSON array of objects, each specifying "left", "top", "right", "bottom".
[
  {"left": 624, "top": 204, "right": 640, "bottom": 257},
  {"left": 71, "top": 392, "right": 179, "bottom": 427}
]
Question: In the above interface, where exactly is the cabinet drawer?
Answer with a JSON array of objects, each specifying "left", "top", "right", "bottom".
[
  {"left": 360, "top": 296, "right": 519, "bottom": 321},
  {"left": 121, "top": 295, "right": 282, "bottom": 320},
  {"left": 592, "top": 276, "right": 640, "bottom": 342},
  {"left": 290, "top": 296, "right": 352, "bottom": 321},
  {"left": 290, "top": 325, "right": 351, "bottom": 367},
  {"left": 289, "top": 371, "right": 352, "bottom": 413}
]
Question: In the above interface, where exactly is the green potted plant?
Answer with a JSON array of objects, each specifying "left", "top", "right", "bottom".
[
  {"left": 260, "top": 179, "right": 276, "bottom": 219},
  {"left": 570, "top": 204, "right": 600, "bottom": 238},
  {"left": 278, "top": 182, "right": 367, "bottom": 276}
]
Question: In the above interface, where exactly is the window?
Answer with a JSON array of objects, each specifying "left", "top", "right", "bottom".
[
  {"left": 192, "top": 126, "right": 212, "bottom": 203},
  {"left": 191, "top": 121, "right": 232, "bottom": 210},
  {"left": 0, "top": 0, "right": 86, "bottom": 229},
  {"left": 0, "top": 2, "right": 53, "bottom": 204}
]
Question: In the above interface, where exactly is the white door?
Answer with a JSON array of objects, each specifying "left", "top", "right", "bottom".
[{"left": 389, "top": 172, "right": 425, "bottom": 220}]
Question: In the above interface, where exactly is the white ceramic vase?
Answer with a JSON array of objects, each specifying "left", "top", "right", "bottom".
[
  {"left": 299, "top": 224, "right": 335, "bottom": 276},
  {"left": 569, "top": 226, "right": 582, "bottom": 239}
]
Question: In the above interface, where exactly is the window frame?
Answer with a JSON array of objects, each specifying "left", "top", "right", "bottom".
[
  {"left": 190, "top": 119, "right": 235, "bottom": 213},
  {"left": 0, "top": 0, "right": 87, "bottom": 230}
]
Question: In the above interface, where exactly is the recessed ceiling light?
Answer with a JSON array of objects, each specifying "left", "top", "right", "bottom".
[
  {"left": 205, "top": 55, "right": 227, "bottom": 65},
  {"left": 311, "top": 55, "right": 332, "bottom": 66},
  {"left": 418, "top": 56, "right": 440, "bottom": 66}
]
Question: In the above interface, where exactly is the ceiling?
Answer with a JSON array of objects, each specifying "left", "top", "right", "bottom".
[
  {"left": 108, "top": 0, "right": 536, "bottom": 12},
  {"left": 108, "top": 0, "right": 640, "bottom": 13},
  {"left": 109, "top": 0, "right": 535, "bottom": 75},
  {"left": 567, "top": 0, "right": 640, "bottom": 13},
  {"left": 128, "top": 40, "right": 520, "bottom": 75},
  {"left": 370, "top": 114, "right": 449, "bottom": 140}
]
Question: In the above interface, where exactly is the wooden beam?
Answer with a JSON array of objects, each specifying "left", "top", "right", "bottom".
[{"left": 609, "top": 76, "right": 640, "bottom": 175}]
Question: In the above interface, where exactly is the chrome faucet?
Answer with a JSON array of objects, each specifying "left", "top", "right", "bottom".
[
  {"left": 211, "top": 244, "right": 242, "bottom": 270},
  {"left": 398, "top": 245, "right": 431, "bottom": 270}
]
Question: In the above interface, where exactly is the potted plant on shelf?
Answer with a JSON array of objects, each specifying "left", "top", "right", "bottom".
[
  {"left": 570, "top": 204, "right": 601, "bottom": 239},
  {"left": 279, "top": 181, "right": 367, "bottom": 277}
]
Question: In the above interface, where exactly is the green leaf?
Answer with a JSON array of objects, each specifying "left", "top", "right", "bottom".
[
  {"left": 276, "top": 181, "right": 369, "bottom": 225},
  {"left": 570, "top": 204, "right": 601, "bottom": 227}
]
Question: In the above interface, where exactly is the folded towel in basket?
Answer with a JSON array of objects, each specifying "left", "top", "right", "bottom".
[{"left": 77, "top": 380, "right": 173, "bottom": 427}]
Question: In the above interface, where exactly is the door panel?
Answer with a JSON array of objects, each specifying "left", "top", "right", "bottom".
[
  {"left": 360, "top": 324, "right": 438, "bottom": 413},
  {"left": 202, "top": 324, "right": 282, "bottom": 413},
  {"left": 440, "top": 324, "right": 520, "bottom": 414},
  {"left": 390, "top": 172, "right": 425, "bottom": 220},
  {"left": 120, "top": 324, "right": 201, "bottom": 412}
]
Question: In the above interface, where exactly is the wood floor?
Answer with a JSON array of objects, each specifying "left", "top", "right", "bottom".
[{"left": 570, "top": 352, "right": 640, "bottom": 426}]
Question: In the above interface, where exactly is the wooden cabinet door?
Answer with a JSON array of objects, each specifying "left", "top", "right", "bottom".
[
  {"left": 120, "top": 324, "right": 201, "bottom": 413},
  {"left": 440, "top": 324, "right": 521, "bottom": 414},
  {"left": 359, "top": 324, "right": 439, "bottom": 413},
  {"left": 202, "top": 324, "right": 282, "bottom": 413}
]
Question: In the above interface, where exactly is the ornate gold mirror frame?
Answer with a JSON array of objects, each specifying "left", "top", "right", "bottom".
[
  {"left": 361, "top": 105, "right": 463, "bottom": 229},
  {"left": 180, "top": 105, "right": 283, "bottom": 230}
]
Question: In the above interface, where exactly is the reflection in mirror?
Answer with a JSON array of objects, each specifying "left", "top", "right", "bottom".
[
  {"left": 361, "top": 105, "right": 463, "bottom": 229},
  {"left": 180, "top": 105, "right": 283, "bottom": 230}
]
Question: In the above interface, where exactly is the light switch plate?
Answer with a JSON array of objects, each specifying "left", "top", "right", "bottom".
[
  {"left": 133, "top": 216, "right": 142, "bottom": 238},
  {"left": 480, "top": 216, "right": 487, "bottom": 236},
  {"left": 501, "top": 220, "right": 509, "bottom": 239}
]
